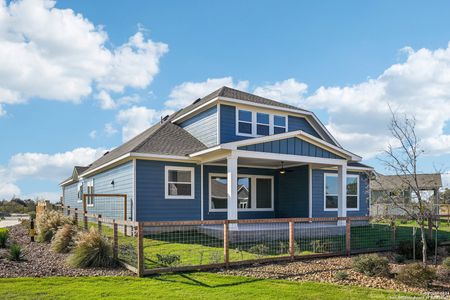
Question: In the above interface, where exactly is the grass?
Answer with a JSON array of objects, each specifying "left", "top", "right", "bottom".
[{"left": 0, "top": 273, "right": 419, "bottom": 300}]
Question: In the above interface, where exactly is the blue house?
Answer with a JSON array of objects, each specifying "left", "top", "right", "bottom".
[{"left": 60, "top": 87, "right": 372, "bottom": 223}]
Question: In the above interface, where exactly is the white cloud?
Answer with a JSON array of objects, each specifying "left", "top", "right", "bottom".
[
  {"left": 21, "top": 191, "right": 61, "bottom": 202},
  {"left": 0, "top": 0, "right": 167, "bottom": 114},
  {"left": 253, "top": 78, "right": 308, "bottom": 106},
  {"left": 0, "top": 147, "right": 106, "bottom": 201},
  {"left": 0, "top": 104, "right": 5, "bottom": 117},
  {"left": 89, "top": 130, "right": 97, "bottom": 139},
  {"left": 104, "top": 123, "right": 118, "bottom": 137},
  {"left": 95, "top": 90, "right": 116, "bottom": 110},
  {"left": 117, "top": 106, "right": 173, "bottom": 142},
  {"left": 165, "top": 77, "right": 249, "bottom": 109}
]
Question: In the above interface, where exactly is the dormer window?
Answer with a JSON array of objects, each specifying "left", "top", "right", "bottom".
[
  {"left": 236, "top": 109, "right": 288, "bottom": 137},
  {"left": 238, "top": 109, "right": 252, "bottom": 135}
]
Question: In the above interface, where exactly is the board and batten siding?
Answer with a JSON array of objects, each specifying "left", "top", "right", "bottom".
[
  {"left": 238, "top": 137, "right": 343, "bottom": 159},
  {"left": 82, "top": 161, "right": 134, "bottom": 221},
  {"left": 135, "top": 160, "right": 201, "bottom": 221},
  {"left": 311, "top": 169, "right": 369, "bottom": 218},
  {"left": 180, "top": 106, "right": 217, "bottom": 147}
]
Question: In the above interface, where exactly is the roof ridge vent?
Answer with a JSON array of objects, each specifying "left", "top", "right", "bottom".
[{"left": 103, "top": 151, "right": 109, "bottom": 156}]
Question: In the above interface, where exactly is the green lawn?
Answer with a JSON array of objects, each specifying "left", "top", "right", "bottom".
[{"left": 0, "top": 273, "right": 419, "bottom": 300}]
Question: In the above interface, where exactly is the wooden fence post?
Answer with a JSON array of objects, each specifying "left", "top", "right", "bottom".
[
  {"left": 97, "top": 214, "right": 102, "bottom": 234},
  {"left": 345, "top": 217, "right": 351, "bottom": 256},
  {"left": 73, "top": 208, "right": 78, "bottom": 226},
  {"left": 123, "top": 195, "right": 128, "bottom": 237},
  {"left": 223, "top": 221, "right": 229, "bottom": 267},
  {"left": 113, "top": 221, "right": 118, "bottom": 260},
  {"left": 83, "top": 211, "right": 88, "bottom": 231},
  {"left": 289, "top": 221, "right": 295, "bottom": 260},
  {"left": 137, "top": 222, "right": 144, "bottom": 277},
  {"left": 67, "top": 205, "right": 71, "bottom": 217}
]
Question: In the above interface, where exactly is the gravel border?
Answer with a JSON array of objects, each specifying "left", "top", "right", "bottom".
[{"left": 0, "top": 225, "right": 133, "bottom": 278}]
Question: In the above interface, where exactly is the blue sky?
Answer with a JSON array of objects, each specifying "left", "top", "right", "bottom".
[{"left": 1, "top": 0, "right": 450, "bottom": 201}]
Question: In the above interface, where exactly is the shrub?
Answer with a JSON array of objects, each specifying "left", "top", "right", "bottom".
[
  {"left": 0, "top": 230, "right": 8, "bottom": 248},
  {"left": 248, "top": 244, "right": 270, "bottom": 257},
  {"left": 36, "top": 210, "right": 72, "bottom": 242},
  {"left": 443, "top": 257, "right": 450, "bottom": 270},
  {"left": 9, "top": 244, "right": 23, "bottom": 261},
  {"left": 51, "top": 224, "right": 77, "bottom": 253},
  {"left": 68, "top": 228, "right": 114, "bottom": 268},
  {"left": 396, "top": 263, "right": 436, "bottom": 288},
  {"left": 393, "top": 254, "right": 406, "bottom": 263},
  {"left": 155, "top": 254, "right": 181, "bottom": 266},
  {"left": 352, "top": 254, "right": 390, "bottom": 277},
  {"left": 396, "top": 239, "right": 435, "bottom": 260},
  {"left": 334, "top": 271, "right": 349, "bottom": 280}
]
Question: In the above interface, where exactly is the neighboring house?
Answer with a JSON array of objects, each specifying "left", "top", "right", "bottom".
[
  {"left": 370, "top": 173, "right": 442, "bottom": 216},
  {"left": 60, "top": 86, "right": 373, "bottom": 223}
]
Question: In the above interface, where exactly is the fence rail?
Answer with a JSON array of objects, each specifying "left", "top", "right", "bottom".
[{"left": 60, "top": 205, "right": 450, "bottom": 277}]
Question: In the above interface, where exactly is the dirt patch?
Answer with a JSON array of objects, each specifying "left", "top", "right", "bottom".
[
  {"left": 218, "top": 256, "right": 450, "bottom": 298},
  {"left": 0, "top": 225, "right": 133, "bottom": 278}
]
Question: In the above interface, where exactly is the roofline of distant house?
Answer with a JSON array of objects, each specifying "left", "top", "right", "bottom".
[{"left": 170, "top": 95, "right": 341, "bottom": 147}]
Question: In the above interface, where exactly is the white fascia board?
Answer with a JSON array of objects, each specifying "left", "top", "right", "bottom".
[
  {"left": 171, "top": 97, "right": 219, "bottom": 123},
  {"left": 189, "top": 146, "right": 222, "bottom": 157},
  {"left": 59, "top": 179, "right": 75, "bottom": 187},
  {"left": 234, "top": 150, "right": 347, "bottom": 166},
  {"left": 300, "top": 131, "right": 362, "bottom": 161}
]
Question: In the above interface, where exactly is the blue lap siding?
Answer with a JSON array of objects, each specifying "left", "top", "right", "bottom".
[
  {"left": 180, "top": 106, "right": 217, "bottom": 147},
  {"left": 311, "top": 169, "right": 369, "bottom": 217},
  {"left": 135, "top": 160, "right": 201, "bottom": 221}
]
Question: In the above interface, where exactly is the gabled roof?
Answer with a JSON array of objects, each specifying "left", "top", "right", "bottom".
[
  {"left": 370, "top": 174, "right": 442, "bottom": 191},
  {"left": 74, "top": 166, "right": 89, "bottom": 175},
  {"left": 171, "top": 86, "right": 310, "bottom": 121}
]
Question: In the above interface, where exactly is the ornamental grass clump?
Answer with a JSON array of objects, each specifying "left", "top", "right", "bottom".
[
  {"left": 36, "top": 210, "right": 72, "bottom": 242},
  {"left": 0, "top": 230, "right": 8, "bottom": 248},
  {"left": 51, "top": 224, "right": 77, "bottom": 253},
  {"left": 9, "top": 244, "right": 23, "bottom": 261},
  {"left": 396, "top": 263, "right": 436, "bottom": 288},
  {"left": 68, "top": 228, "right": 114, "bottom": 268},
  {"left": 352, "top": 254, "right": 390, "bottom": 277}
]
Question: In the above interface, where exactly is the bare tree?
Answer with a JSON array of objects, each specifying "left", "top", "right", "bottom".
[{"left": 374, "top": 110, "right": 440, "bottom": 265}]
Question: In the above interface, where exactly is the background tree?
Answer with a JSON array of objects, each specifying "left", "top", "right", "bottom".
[{"left": 374, "top": 111, "right": 441, "bottom": 265}]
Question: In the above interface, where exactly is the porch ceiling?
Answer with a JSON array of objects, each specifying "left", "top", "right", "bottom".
[{"left": 210, "top": 156, "right": 336, "bottom": 169}]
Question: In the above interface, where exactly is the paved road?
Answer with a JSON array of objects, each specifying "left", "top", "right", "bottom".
[{"left": 0, "top": 215, "right": 30, "bottom": 228}]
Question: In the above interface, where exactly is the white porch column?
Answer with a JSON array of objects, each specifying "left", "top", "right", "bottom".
[
  {"left": 227, "top": 154, "right": 238, "bottom": 221},
  {"left": 337, "top": 164, "right": 347, "bottom": 219}
]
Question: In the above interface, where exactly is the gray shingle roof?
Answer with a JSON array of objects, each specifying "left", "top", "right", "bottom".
[
  {"left": 171, "top": 86, "right": 310, "bottom": 120},
  {"left": 74, "top": 166, "right": 89, "bottom": 175},
  {"left": 348, "top": 162, "right": 373, "bottom": 169},
  {"left": 370, "top": 174, "right": 442, "bottom": 191},
  {"left": 80, "top": 120, "right": 207, "bottom": 176}
]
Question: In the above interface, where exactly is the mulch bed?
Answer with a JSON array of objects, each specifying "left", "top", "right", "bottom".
[
  {"left": 218, "top": 255, "right": 450, "bottom": 298},
  {"left": 0, "top": 225, "right": 133, "bottom": 278}
]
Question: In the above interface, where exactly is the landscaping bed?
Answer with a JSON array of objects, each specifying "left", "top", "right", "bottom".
[
  {"left": 0, "top": 225, "right": 133, "bottom": 278},
  {"left": 218, "top": 255, "right": 450, "bottom": 298}
]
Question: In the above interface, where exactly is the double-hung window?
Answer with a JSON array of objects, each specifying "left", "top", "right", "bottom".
[
  {"left": 324, "top": 173, "right": 359, "bottom": 211},
  {"left": 77, "top": 182, "right": 83, "bottom": 202},
  {"left": 209, "top": 174, "right": 273, "bottom": 211},
  {"left": 237, "top": 110, "right": 253, "bottom": 135},
  {"left": 256, "top": 113, "right": 270, "bottom": 136},
  {"left": 274, "top": 115, "right": 287, "bottom": 134},
  {"left": 165, "top": 166, "right": 195, "bottom": 199},
  {"left": 86, "top": 180, "right": 94, "bottom": 207}
]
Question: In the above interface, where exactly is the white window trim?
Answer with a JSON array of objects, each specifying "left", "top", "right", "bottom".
[
  {"left": 77, "top": 182, "right": 83, "bottom": 203},
  {"left": 86, "top": 180, "right": 94, "bottom": 207},
  {"left": 165, "top": 166, "right": 195, "bottom": 199},
  {"left": 236, "top": 109, "right": 288, "bottom": 137},
  {"left": 323, "top": 173, "right": 359, "bottom": 212},
  {"left": 208, "top": 172, "right": 274, "bottom": 212}
]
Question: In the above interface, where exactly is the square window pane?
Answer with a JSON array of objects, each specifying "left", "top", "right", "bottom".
[
  {"left": 326, "top": 195, "right": 338, "bottom": 209},
  {"left": 274, "top": 126, "right": 286, "bottom": 134},
  {"left": 325, "top": 175, "right": 338, "bottom": 195},
  {"left": 347, "top": 196, "right": 358, "bottom": 209},
  {"left": 238, "top": 177, "right": 251, "bottom": 209},
  {"left": 211, "top": 176, "right": 227, "bottom": 209},
  {"left": 256, "top": 178, "right": 272, "bottom": 208},
  {"left": 257, "top": 113, "right": 269, "bottom": 124},
  {"left": 211, "top": 197, "right": 227, "bottom": 209},
  {"left": 347, "top": 177, "right": 358, "bottom": 195},
  {"left": 168, "top": 183, "right": 191, "bottom": 196},
  {"left": 274, "top": 115, "right": 286, "bottom": 126},
  {"left": 257, "top": 124, "right": 269, "bottom": 135},
  {"left": 168, "top": 170, "right": 191, "bottom": 182},
  {"left": 238, "top": 110, "right": 252, "bottom": 122},
  {"left": 238, "top": 122, "right": 252, "bottom": 134}
]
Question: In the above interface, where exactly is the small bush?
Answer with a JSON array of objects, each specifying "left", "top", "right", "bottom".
[
  {"left": 51, "top": 224, "right": 77, "bottom": 253},
  {"left": 248, "top": 244, "right": 270, "bottom": 256},
  {"left": 396, "top": 239, "right": 435, "bottom": 260},
  {"left": 396, "top": 263, "right": 436, "bottom": 288},
  {"left": 335, "top": 271, "right": 349, "bottom": 280},
  {"left": 36, "top": 210, "right": 72, "bottom": 242},
  {"left": 394, "top": 254, "right": 406, "bottom": 263},
  {"left": 155, "top": 254, "right": 181, "bottom": 267},
  {"left": 352, "top": 254, "right": 390, "bottom": 277},
  {"left": 443, "top": 257, "right": 450, "bottom": 270},
  {"left": 68, "top": 228, "right": 114, "bottom": 268},
  {"left": 9, "top": 244, "right": 23, "bottom": 261},
  {"left": 0, "top": 230, "right": 8, "bottom": 248}
]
